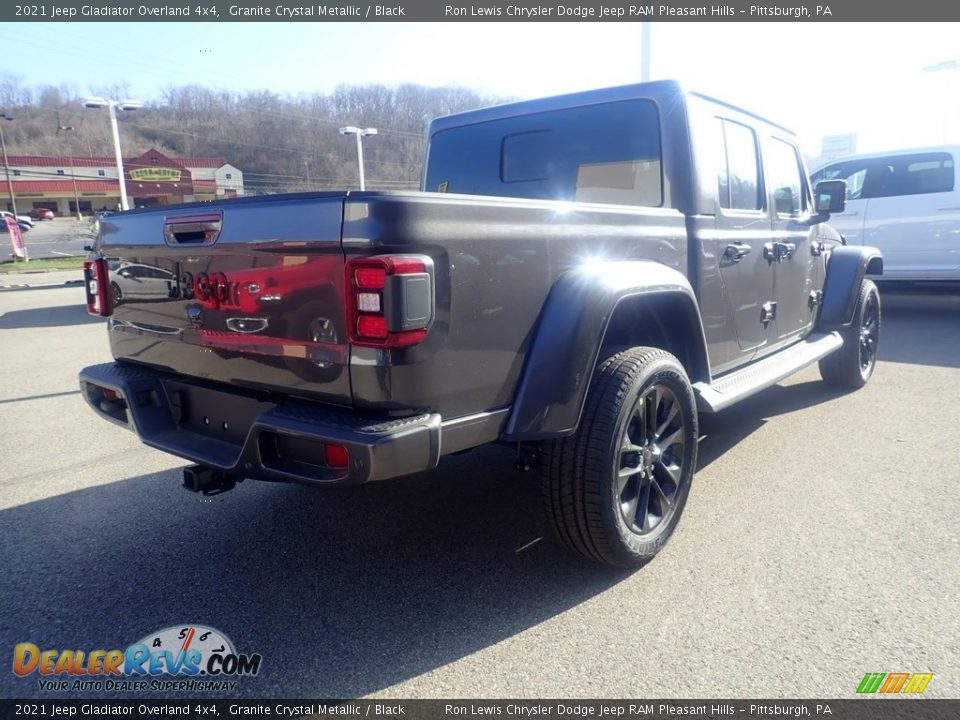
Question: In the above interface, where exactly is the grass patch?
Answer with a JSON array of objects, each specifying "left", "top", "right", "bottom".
[{"left": 0, "top": 256, "right": 85, "bottom": 274}]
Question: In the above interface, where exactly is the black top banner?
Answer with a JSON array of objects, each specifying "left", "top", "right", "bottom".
[{"left": 4, "top": 0, "right": 960, "bottom": 22}]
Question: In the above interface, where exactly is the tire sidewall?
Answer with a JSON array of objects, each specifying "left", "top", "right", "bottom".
[
  {"left": 855, "top": 281, "right": 881, "bottom": 383},
  {"left": 600, "top": 356, "right": 698, "bottom": 564}
]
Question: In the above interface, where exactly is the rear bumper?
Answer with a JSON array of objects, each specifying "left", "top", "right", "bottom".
[{"left": 79, "top": 362, "right": 441, "bottom": 486}]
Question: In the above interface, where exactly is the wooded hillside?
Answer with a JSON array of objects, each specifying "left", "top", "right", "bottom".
[{"left": 0, "top": 75, "right": 505, "bottom": 194}]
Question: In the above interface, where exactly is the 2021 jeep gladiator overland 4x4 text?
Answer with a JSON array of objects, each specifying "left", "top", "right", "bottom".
[{"left": 80, "top": 81, "right": 882, "bottom": 566}]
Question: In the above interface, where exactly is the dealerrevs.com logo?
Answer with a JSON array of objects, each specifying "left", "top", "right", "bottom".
[{"left": 12, "top": 625, "right": 262, "bottom": 692}]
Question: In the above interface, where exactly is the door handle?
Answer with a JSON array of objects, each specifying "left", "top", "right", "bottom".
[
  {"left": 836, "top": 210, "right": 858, "bottom": 217},
  {"left": 724, "top": 243, "right": 752, "bottom": 261},
  {"left": 936, "top": 207, "right": 960, "bottom": 212},
  {"left": 763, "top": 242, "right": 796, "bottom": 263},
  {"left": 164, "top": 211, "right": 223, "bottom": 246}
]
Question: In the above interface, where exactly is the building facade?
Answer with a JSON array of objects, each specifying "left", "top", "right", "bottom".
[{"left": 3, "top": 148, "right": 244, "bottom": 215}]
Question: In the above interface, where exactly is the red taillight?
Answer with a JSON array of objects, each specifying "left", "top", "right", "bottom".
[
  {"left": 324, "top": 443, "right": 349, "bottom": 469},
  {"left": 356, "top": 314, "right": 388, "bottom": 339},
  {"left": 83, "top": 258, "right": 112, "bottom": 317},
  {"left": 354, "top": 266, "right": 386, "bottom": 290},
  {"left": 346, "top": 255, "right": 434, "bottom": 349}
]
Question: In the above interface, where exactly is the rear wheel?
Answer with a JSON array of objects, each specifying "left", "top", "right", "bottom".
[
  {"left": 283, "top": 298, "right": 343, "bottom": 383},
  {"left": 819, "top": 279, "right": 880, "bottom": 389},
  {"left": 111, "top": 282, "right": 122, "bottom": 307},
  {"left": 541, "top": 347, "right": 698, "bottom": 567}
]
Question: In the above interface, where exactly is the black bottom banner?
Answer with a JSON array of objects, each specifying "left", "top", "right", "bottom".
[{"left": 1, "top": 700, "right": 958, "bottom": 720}]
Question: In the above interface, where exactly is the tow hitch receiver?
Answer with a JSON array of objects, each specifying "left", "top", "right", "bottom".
[{"left": 182, "top": 465, "right": 240, "bottom": 496}]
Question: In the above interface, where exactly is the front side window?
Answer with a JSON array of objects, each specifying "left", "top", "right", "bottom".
[
  {"left": 766, "top": 138, "right": 805, "bottom": 216},
  {"left": 814, "top": 152, "right": 954, "bottom": 200},
  {"left": 812, "top": 161, "right": 870, "bottom": 200}
]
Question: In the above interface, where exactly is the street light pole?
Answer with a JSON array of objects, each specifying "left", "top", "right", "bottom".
[
  {"left": 339, "top": 126, "right": 378, "bottom": 191},
  {"left": 640, "top": 23, "right": 651, "bottom": 82},
  {"left": 58, "top": 125, "right": 82, "bottom": 220},
  {"left": 82, "top": 97, "right": 142, "bottom": 211},
  {"left": 0, "top": 113, "right": 18, "bottom": 216},
  {"left": 106, "top": 102, "right": 128, "bottom": 210},
  {"left": 922, "top": 60, "right": 960, "bottom": 143}
]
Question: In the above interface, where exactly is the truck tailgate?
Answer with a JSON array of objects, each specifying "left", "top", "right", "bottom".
[{"left": 98, "top": 194, "right": 350, "bottom": 405}]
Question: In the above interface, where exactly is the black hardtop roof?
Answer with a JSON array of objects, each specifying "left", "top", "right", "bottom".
[{"left": 428, "top": 79, "right": 795, "bottom": 137}]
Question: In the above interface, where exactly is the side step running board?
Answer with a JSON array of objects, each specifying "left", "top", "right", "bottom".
[{"left": 693, "top": 332, "right": 843, "bottom": 413}]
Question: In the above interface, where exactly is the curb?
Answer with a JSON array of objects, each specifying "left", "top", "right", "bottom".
[{"left": 0, "top": 279, "right": 84, "bottom": 292}]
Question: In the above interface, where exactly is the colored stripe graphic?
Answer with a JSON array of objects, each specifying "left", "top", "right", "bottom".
[
  {"left": 879, "top": 673, "right": 910, "bottom": 693},
  {"left": 857, "top": 672, "right": 933, "bottom": 694},
  {"left": 857, "top": 673, "right": 886, "bottom": 694},
  {"left": 902, "top": 673, "right": 934, "bottom": 694}
]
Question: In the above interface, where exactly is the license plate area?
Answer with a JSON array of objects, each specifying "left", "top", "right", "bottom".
[{"left": 162, "top": 380, "right": 272, "bottom": 446}]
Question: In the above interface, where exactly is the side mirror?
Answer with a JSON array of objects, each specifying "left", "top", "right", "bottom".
[{"left": 814, "top": 180, "right": 846, "bottom": 215}]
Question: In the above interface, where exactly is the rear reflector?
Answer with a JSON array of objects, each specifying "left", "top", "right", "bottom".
[
  {"left": 83, "top": 258, "right": 112, "bottom": 317},
  {"left": 324, "top": 443, "right": 349, "bottom": 469}
]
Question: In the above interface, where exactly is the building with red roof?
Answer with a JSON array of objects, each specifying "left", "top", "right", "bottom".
[{"left": 2, "top": 148, "right": 244, "bottom": 215}]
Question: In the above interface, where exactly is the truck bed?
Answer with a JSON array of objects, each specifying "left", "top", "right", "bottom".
[{"left": 97, "top": 190, "right": 688, "bottom": 419}]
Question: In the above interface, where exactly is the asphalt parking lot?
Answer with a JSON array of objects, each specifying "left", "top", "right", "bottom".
[
  {"left": 0, "top": 283, "right": 957, "bottom": 699},
  {"left": 15, "top": 217, "right": 94, "bottom": 259}
]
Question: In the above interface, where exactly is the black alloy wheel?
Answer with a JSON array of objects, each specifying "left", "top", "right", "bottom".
[{"left": 616, "top": 384, "right": 687, "bottom": 536}]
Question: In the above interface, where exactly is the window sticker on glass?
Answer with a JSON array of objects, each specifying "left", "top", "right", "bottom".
[{"left": 576, "top": 160, "right": 662, "bottom": 206}]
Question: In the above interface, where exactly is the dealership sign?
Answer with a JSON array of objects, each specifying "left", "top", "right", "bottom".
[{"left": 130, "top": 168, "right": 182, "bottom": 182}]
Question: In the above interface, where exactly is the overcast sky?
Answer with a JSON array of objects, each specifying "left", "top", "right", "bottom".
[{"left": 6, "top": 22, "right": 960, "bottom": 157}]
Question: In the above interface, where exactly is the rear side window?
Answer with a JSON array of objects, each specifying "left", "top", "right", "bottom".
[
  {"left": 896, "top": 153, "right": 954, "bottom": 195},
  {"left": 426, "top": 100, "right": 662, "bottom": 207},
  {"left": 715, "top": 119, "right": 761, "bottom": 211},
  {"left": 814, "top": 152, "right": 955, "bottom": 199}
]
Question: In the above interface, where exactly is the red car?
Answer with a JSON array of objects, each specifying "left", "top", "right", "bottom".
[{"left": 31, "top": 208, "right": 55, "bottom": 220}]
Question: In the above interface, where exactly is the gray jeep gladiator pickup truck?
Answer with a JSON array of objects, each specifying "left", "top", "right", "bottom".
[{"left": 79, "top": 80, "right": 882, "bottom": 567}]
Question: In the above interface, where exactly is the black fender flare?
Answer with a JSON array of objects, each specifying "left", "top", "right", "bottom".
[
  {"left": 818, "top": 245, "right": 883, "bottom": 328},
  {"left": 502, "top": 261, "right": 709, "bottom": 442}
]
